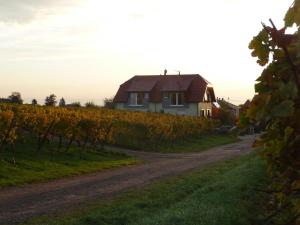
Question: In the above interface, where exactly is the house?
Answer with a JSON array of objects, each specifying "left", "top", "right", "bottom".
[
  {"left": 0, "top": 98, "right": 11, "bottom": 103},
  {"left": 217, "top": 98, "right": 240, "bottom": 119},
  {"left": 113, "top": 72, "right": 216, "bottom": 117}
]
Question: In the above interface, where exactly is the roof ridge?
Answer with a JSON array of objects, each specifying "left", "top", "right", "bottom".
[{"left": 134, "top": 74, "right": 201, "bottom": 76}]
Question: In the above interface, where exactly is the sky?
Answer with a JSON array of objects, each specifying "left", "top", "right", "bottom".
[{"left": 0, "top": 0, "right": 293, "bottom": 105}]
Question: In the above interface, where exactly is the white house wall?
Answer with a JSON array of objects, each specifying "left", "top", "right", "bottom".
[
  {"left": 162, "top": 103, "right": 198, "bottom": 116},
  {"left": 198, "top": 102, "right": 212, "bottom": 117},
  {"left": 115, "top": 103, "right": 199, "bottom": 116}
]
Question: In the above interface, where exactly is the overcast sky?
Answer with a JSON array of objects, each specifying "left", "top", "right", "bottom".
[{"left": 0, "top": 0, "right": 292, "bottom": 105}]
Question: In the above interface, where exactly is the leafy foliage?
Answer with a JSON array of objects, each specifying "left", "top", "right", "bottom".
[
  {"left": 8, "top": 92, "right": 23, "bottom": 104},
  {"left": 59, "top": 98, "right": 66, "bottom": 107},
  {"left": 45, "top": 94, "right": 57, "bottom": 106},
  {"left": 31, "top": 99, "right": 38, "bottom": 105},
  {"left": 85, "top": 101, "right": 98, "bottom": 108},
  {"left": 247, "top": 1, "right": 300, "bottom": 223},
  {"left": 68, "top": 102, "right": 81, "bottom": 107},
  {"left": 103, "top": 97, "right": 114, "bottom": 109},
  {"left": 217, "top": 100, "right": 237, "bottom": 125}
]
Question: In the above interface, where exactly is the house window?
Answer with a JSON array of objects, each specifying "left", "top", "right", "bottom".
[
  {"left": 200, "top": 109, "right": 205, "bottom": 117},
  {"left": 207, "top": 92, "right": 212, "bottom": 102},
  {"left": 206, "top": 109, "right": 211, "bottom": 118},
  {"left": 170, "top": 93, "right": 184, "bottom": 106},
  {"left": 129, "top": 93, "right": 145, "bottom": 106}
]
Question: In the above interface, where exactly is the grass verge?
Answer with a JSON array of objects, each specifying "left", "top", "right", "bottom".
[
  {"left": 155, "top": 134, "right": 239, "bottom": 153},
  {"left": 25, "top": 152, "right": 268, "bottom": 225},
  {"left": 0, "top": 139, "right": 138, "bottom": 187}
]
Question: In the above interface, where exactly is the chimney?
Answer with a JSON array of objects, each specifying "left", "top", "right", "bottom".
[{"left": 164, "top": 69, "right": 167, "bottom": 76}]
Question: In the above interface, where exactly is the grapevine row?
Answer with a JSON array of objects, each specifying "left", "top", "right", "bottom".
[{"left": 0, "top": 104, "right": 215, "bottom": 157}]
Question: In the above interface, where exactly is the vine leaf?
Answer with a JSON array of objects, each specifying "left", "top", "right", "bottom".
[
  {"left": 272, "top": 100, "right": 294, "bottom": 117},
  {"left": 297, "top": 35, "right": 300, "bottom": 58},
  {"left": 284, "top": 0, "right": 300, "bottom": 27},
  {"left": 249, "top": 29, "right": 270, "bottom": 66},
  {"left": 267, "top": 26, "right": 298, "bottom": 48},
  {"left": 255, "top": 82, "right": 270, "bottom": 94},
  {"left": 279, "top": 81, "right": 298, "bottom": 99}
]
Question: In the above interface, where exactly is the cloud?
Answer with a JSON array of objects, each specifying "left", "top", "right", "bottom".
[
  {"left": 0, "top": 0, "right": 83, "bottom": 23},
  {"left": 129, "top": 13, "right": 144, "bottom": 20}
]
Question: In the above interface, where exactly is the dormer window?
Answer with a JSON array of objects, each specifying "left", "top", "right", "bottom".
[
  {"left": 129, "top": 93, "right": 147, "bottom": 106},
  {"left": 203, "top": 90, "right": 212, "bottom": 102},
  {"left": 170, "top": 93, "right": 184, "bottom": 106},
  {"left": 207, "top": 92, "right": 212, "bottom": 102}
]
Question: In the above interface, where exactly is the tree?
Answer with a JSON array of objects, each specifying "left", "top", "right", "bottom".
[
  {"left": 45, "top": 94, "right": 57, "bottom": 106},
  {"left": 103, "top": 97, "right": 114, "bottom": 109},
  {"left": 59, "top": 98, "right": 66, "bottom": 107},
  {"left": 68, "top": 102, "right": 81, "bottom": 107},
  {"left": 246, "top": 1, "right": 300, "bottom": 223},
  {"left": 32, "top": 99, "right": 38, "bottom": 105},
  {"left": 8, "top": 92, "right": 23, "bottom": 104},
  {"left": 85, "top": 101, "right": 97, "bottom": 108},
  {"left": 218, "top": 108, "right": 235, "bottom": 125},
  {"left": 217, "top": 100, "right": 237, "bottom": 125}
]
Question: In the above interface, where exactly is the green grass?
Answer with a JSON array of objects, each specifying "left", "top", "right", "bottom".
[
  {"left": 0, "top": 139, "right": 138, "bottom": 187},
  {"left": 0, "top": 134, "right": 237, "bottom": 187},
  {"left": 25, "top": 153, "right": 268, "bottom": 225},
  {"left": 155, "top": 134, "right": 239, "bottom": 153}
]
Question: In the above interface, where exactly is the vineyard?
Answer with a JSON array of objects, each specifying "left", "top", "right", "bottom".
[{"left": 0, "top": 103, "right": 215, "bottom": 162}]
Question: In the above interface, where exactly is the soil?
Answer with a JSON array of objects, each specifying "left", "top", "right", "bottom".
[{"left": 0, "top": 135, "right": 256, "bottom": 224}]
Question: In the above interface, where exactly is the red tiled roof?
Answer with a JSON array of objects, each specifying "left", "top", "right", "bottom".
[
  {"left": 127, "top": 76, "right": 161, "bottom": 92},
  {"left": 185, "top": 76, "right": 208, "bottom": 102},
  {"left": 160, "top": 75, "right": 194, "bottom": 91},
  {"left": 113, "top": 74, "right": 212, "bottom": 103},
  {"left": 113, "top": 79, "right": 132, "bottom": 103}
]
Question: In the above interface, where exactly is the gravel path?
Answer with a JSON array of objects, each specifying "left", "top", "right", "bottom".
[{"left": 0, "top": 135, "right": 255, "bottom": 224}]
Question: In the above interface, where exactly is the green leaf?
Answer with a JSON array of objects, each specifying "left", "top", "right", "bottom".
[
  {"left": 285, "top": 0, "right": 300, "bottom": 27},
  {"left": 272, "top": 100, "right": 294, "bottom": 117},
  {"left": 273, "top": 49, "right": 285, "bottom": 60},
  {"left": 279, "top": 81, "right": 298, "bottom": 99},
  {"left": 284, "top": 7, "right": 295, "bottom": 27},
  {"left": 255, "top": 82, "right": 270, "bottom": 93},
  {"left": 249, "top": 30, "right": 271, "bottom": 66},
  {"left": 284, "top": 126, "right": 294, "bottom": 143},
  {"left": 296, "top": 1, "right": 300, "bottom": 26},
  {"left": 297, "top": 32, "right": 300, "bottom": 58}
]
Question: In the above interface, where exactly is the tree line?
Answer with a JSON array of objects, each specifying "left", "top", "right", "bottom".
[{"left": 0, "top": 92, "right": 114, "bottom": 108}]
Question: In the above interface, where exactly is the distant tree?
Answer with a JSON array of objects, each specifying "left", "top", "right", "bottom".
[
  {"left": 103, "top": 97, "right": 114, "bottom": 109},
  {"left": 68, "top": 102, "right": 81, "bottom": 107},
  {"left": 8, "top": 92, "right": 23, "bottom": 104},
  {"left": 45, "top": 94, "right": 57, "bottom": 106},
  {"left": 32, "top": 99, "right": 38, "bottom": 105},
  {"left": 218, "top": 108, "right": 235, "bottom": 125},
  {"left": 85, "top": 101, "right": 97, "bottom": 108},
  {"left": 59, "top": 98, "right": 66, "bottom": 107}
]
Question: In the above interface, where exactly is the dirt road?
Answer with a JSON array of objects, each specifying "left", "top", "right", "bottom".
[{"left": 0, "top": 135, "right": 255, "bottom": 224}]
